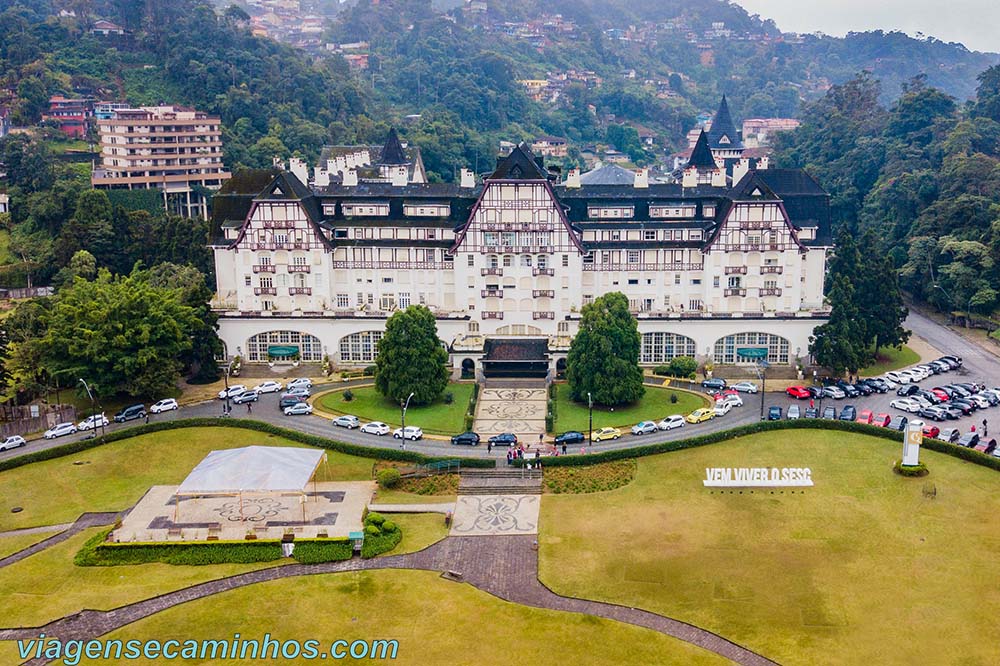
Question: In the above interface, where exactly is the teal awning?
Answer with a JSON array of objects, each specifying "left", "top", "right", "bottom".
[{"left": 267, "top": 345, "right": 300, "bottom": 356}]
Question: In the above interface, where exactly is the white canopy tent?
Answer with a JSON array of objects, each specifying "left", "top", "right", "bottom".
[{"left": 174, "top": 446, "right": 327, "bottom": 523}]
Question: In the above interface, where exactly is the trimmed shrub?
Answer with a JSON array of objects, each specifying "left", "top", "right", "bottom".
[
  {"left": 667, "top": 356, "right": 698, "bottom": 378},
  {"left": 652, "top": 365, "right": 671, "bottom": 376},
  {"left": 361, "top": 529, "right": 402, "bottom": 558},
  {"left": 464, "top": 413, "right": 474, "bottom": 432},
  {"left": 443, "top": 391, "right": 454, "bottom": 405},
  {"left": 376, "top": 468, "right": 402, "bottom": 489},
  {"left": 365, "top": 512, "right": 386, "bottom": 526},
  {"left": 363, "top": 365, "right": 377, "bottom": 377},
  {"left": 893, "top": 461, "right": 929, "bottom": 477},
  {"left": 342, "top": 389, "right": 354, "bottom": 402},
  {"left": 365, "top": 524, "right": 382, "bottom": 536},
  {"left": 76, "top": 529, "right": 284, "bottom": 566},
  {"left": 291, "top": 538, "right": 353, "bottom": 564},
  {"left": 670, "top": 392, "right": 678, "bottom": 404},
  {"left": 381, "top": 520, "right": 397, "bottom": 533}
]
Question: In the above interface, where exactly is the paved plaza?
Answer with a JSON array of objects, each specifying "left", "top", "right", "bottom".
[
  {"left": 473, "top": 387, "right": 548, "bottom": 437},
  {"left": 450, "top": 494, "right": 540, "bottom": 536}
]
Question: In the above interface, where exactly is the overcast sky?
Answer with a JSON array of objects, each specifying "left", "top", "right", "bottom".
[{"left": 736, "top": 0, "right": 999, "bottom": 53}]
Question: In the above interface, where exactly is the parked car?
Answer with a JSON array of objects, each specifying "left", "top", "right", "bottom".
[
  {"left": 721, "top": 394, "right": 744, "bottom": 407},
  {"left": 701, "top": 378, "right": 727, "bottom": 391},
  {"left": 804, "top": 407, "right": 819, "bottom": 418},
  {"left": 896, "top": 384, "right": 920, "bottom": 397},
  {"left": 0, "top": 435, "right": 26, "bottom": 451},
  {"left": 855, "top": 409, "right": 873, "bottom": 425},
  {"left": 890, "top": 398, "right": 922, "bottom": 413},
  {"left": 286, "top": 378, "right": 313, "bottom": 390},
  {"left": 658, "top": 415, "right": 685, "bottom": 431},
  {"left": 822, "top": 406, "right": 838, "bottom": 419},
  {"left": 786, "top": 386, "right": 810, "bottom": 399},
  {"left": 939, "top": 354, "right": 963, "bottom": 368},
  {"left": 489, "top": 433, "right": 519, "bottom": 446},
  {"left": 252, "top": 381, "right": 283, "bottom": 394},
  {"left": 767, "top": 406, "right": 782, "bottom": 420},
  {"left": 360, "top": 421, "right": 390, "bottom": 436},
  {"left": 590, "top": 427, "right": 621, "bottom": 442},
  {"left": 973, "top": 439, "right": 991, "bottom": 453},
  {"left": 333, "top": 415, "right": 360, "bottom": 429},
  {"left": 822, "top": 386, "right": 846, "bottom": 399},
  {"left": 930, "top": 388, "right": 952, "bottom": 402},
  {"left": 879, "top": 376, "right": 899, "bottom": 390},
  {"left": 921, "top": 424, "right": 940, "bottom": 439},
  {"left": 957, "top": 432, "right": 981, "bottom": 448},
  {"left": 393, "top": 426, "right": 424, "bottom": 441},
  {"left": 113, "top": 403, "right": 146, "bottom": 423},
  {"left": 631, "top": 421, "right": 658, "bottom": 435},
  {"left": 284, "top": 402, "right": 313, "bottom": 416},
  {"left": 863, "top": 378, "right": 890, "bottom": 393},
  {"left": 78, "top": 413, "right": 109, "bottom": 430},
  {"left": 937, "top": 428, "right": 961, "bottom": 443},
  {"left": 806, "top": 385, "right": 825, "bottom": 399},
  {"left": 731, "top": 381, "right": 758, "bottom": 393},
  {"left": 686, "top": 408, "right": 715, "bottom": 424},
  {"left": 838, "top": 405, "right": 857, "bottom": 421},
  {"left": 918, "top": 406, "right": 947, "bottom": 422},
  {"left": 149, "top": 398, "right": 179, "bottom": 414},
  {"left": 283, "top": 387, "right": 311, "bottom": 399},
  {"left": 555, "top": 431, "right": 586, "bottom": 445},
  {"left": 837, "top": 382, "right": 860, "bottom": 398},
  {"left": 872, "top": 413, "right": 891, "bottom": 428},
  {"left": 944, "top": 403, "right": 971, "bottom": 418},
  {"left": 914, "top": 389, "right": 941, "bottom": 405},
  {"left": 218, "top": 385, "right": 247, "bottom": 399},
  {"left": 854, "top": 382, "right": 874, "bottom": 396},
  {"left": 968, "top": 394, "right": 991, "bottom": 409},
  {"left": 231, "top": 390, "right": 259, "bottom": 405},
  {"left": 885, "top": 371, "right": 910, "bottom": 384},
  {"left": 278, "top": 396, "right": 302, "bottom": 411},
  {"left": 451, "top": 431, "right": 481, "bottom": 446},
  {"left": 713, "top": 401, "right": 733, "bottom": 417},
  {"left": 787, "top": 405, "right": 800, "bottom": 420},
  {"left": 44, "top": 422, "right": 77, "bottom": 439},
  {"left": 887, "top": 415, "right": 908, "bottom": 431}
]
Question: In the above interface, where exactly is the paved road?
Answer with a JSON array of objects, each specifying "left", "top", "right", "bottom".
[{"left": 3, "top": 311, "right": 998, "bottom": 467}]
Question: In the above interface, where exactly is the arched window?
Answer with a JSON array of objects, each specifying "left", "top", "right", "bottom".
[
  {"left": 468, "top": 321, "right": 480, "bottom": 333},
  {"left": 339, "top": 331, "right": 384, "bottom": 363},
  {"left": 712, "top": 332, "right": 790, "bottom": 364},
  {"left": 521, "top": 254, "right": 532, "bottom": 267},
  {"left": 246, "top": 331, "right": 322, "bottom": 362},
  {"left": 640, "top": 332, "right": 697, "bottom": 364}
]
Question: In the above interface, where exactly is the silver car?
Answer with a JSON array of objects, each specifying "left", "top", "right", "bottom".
[
  {"left": 0, "top": 435, "right": 26, "bottom": 451},
  {"left": 333, "top": 415, "right": 360, "bottom": 429}
]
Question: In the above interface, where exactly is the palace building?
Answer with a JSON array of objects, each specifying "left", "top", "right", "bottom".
[{"left": 211, "top": 100, "right": 832, "bottom": 378}]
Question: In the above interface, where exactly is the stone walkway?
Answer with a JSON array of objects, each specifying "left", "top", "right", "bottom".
[
  {"left": 0, "top": 523, "right": 74, "bottom": 538},
  {"left": 473, "top": 386, "right": 548, "bottom": 438},
  {"left": 367, "top": 502, "right": 455, "bottom": 514},
  {"left": 0, "top": 534, "right": 778, "bottom": 666},
  {"left": 0, "top": 512, "right": 119, "bottom": 570}
]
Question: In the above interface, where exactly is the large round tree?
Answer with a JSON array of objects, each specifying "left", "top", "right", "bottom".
[
  {"left": 374, "top": 305, "right": 450, "bottom": 405},
  {"left": 566, "top": 292, "right": 645, "bottom": 406}
]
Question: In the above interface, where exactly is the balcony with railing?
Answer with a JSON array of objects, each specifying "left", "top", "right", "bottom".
[
  {"left": 481, "top": 268, "right": 503, "bottom": 276},
  {"left": 481, "top": 289, "right": 503, "bottom": 298},
  {"left": 532, "top": 311, "right": 555, "bottom": 320},
  {"left": 723, "top": 288, "right": 747, "bottom": 297},
  {"left": 287, "top": 265, "right": 311, "bottom": 273},
  {"left": 482, "top": 311, "right": 504, "bottom": 320},
  {"left": 759, "top": 288, "right": 783, "bottom": 296},
  {"left": 289, "top": 287, "right": 312, "bottom": 295},
  {"left": 252, "top": 265, "right": 275, "bottom": 273},
  {"left": 725, "top": 266, "right": 747, "bottom": 275},
  {"left": 254, "top": 287, "right": 277, "bottom": 295},
  {"left": 532, "top": 290, "right": 555, "bottom": 298},
  {"left": 532, "top": 267, "right": 555, "bottom": 276},
  {"left": 262, "top": 220, "right": 296, "bottom": 229},
  {"left": 739, "top": 220, "right": 772, "bottom": 229},
  {"left": 760, "top": 265, "right": 783, "bottom": 274}
]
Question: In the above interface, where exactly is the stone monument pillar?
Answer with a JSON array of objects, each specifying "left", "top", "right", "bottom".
[{"left": 903, "top": 419, "right": 923, "bottom": 466}]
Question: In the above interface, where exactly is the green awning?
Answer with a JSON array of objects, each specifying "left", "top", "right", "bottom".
[{"left": 267, "top": 345, "right": 300, "bottom": 356}]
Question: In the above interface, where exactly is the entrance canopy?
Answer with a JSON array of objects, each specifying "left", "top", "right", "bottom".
[
  {"left": 481, "top": 338, "right": 549, "bottom": 378},
  {"left": 176, "top": 446, "right": 325, "bottom": 497}
]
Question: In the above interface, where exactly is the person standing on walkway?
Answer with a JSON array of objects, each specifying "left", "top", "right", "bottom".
[
  {"left": 487, "top": 440, "right": 493, "bottom": 454},
  {"left": 506, "top": 449, "right": 513, "bottom": 466},
  {"left": 145, "top": 412, "right": 149, "bottom": 424},
  {"left": 983, "top": 419, "right": 988, "bottom": 437},
  {"left": 247, "top": 401, "right": 252, "bottom": 414},
  {"left": 562, "top": 442, "right": 567, "bottom": 455}
]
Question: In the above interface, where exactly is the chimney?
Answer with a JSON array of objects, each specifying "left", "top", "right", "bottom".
[
  {"left": 288, "top": 157, "right": 308, "bottom": 184},
  {"left": 272, "top": 156, "right": 285, "bottom": 170},
  {"left": 391, "top": 165, "right": 408, "bottom": 187},
  {"left": 342, "top": 168, "right": 358, "bottom": 187},
  {"left": 758, "top": 156, "right": 770, "bottom": 170},
  {"left": 344, "top": 152, "right": 356, "bottom": 170},
  {"left": 565, "top": 168, "right": 581, "bottom": 188},
  {"left": 460, "top": 168, "right": 475, "bottom": 188},
  {"left": 732, "top": 157, "right": 751, "bottom": 185},
  {"left": 633, "top": 168, "right": 649, "bottom": 188},
  {"left": 711, "top": 168, "right": 726, "bottom": 187},
  {"left": 333, "top": 156, "right": 347, "bottom": 175},
  {"left": 681, "top": 168, "right": 697, "bottom": 188},
  {"left": 314, "top": 167, "right": 330, "bottom": 188}
]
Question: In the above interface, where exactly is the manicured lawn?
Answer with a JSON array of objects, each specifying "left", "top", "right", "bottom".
[
  {"left": 64, "top": 570, "right": 730, "bottom": 666},
  {"left": 317, "top": 383, "right": 475, "bottom": 435},
  {"left": 0, "top": 427, "right": 375, "bottom": 531},
  {"left": 386, "top": 513, "right": 449, "bottom": 555},
  {"left": 553, "top": 383, "right": 709, "bottom": 432},
  {"left": 0, "top": 531, "right": 53, "bottom": 559},
  {"left": 859, "top": 345, "right": 920, "bottom": 375},
  {"left": 539, "top": 430, "right": 1000, "bottom": 666}
]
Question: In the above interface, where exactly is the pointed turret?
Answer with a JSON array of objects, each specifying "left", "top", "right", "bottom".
[
  {"left": 687, "top": 130, "right": 716, "bottom": 169},
  {"left": 378, "top": 127, "right": 408, "bottom": 165},
  {"left": 489, "top": 142, "right": 548, "bottom": 180},
  {"left": 706, "top": 95, "right": 743, "bottom": 151}
]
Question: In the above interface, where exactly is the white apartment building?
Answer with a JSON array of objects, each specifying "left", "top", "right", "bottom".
[
  {"left": 211, "top": 104, "right": 832, "bottom": 378},
  {"left": 91, "top": 105, "right": 231, "bottom": 219}
]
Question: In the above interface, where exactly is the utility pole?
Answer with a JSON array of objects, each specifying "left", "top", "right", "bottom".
[
  {"left": 400, "top": 391, "right": 414, "bottom": 448},
  {"left": 588, "top": 392, "right": 593, "bottom": 446}
]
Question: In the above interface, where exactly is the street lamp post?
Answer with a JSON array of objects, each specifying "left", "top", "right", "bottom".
[
  {"left": 934, "top": 283, "right": 975, "bottom": 328},
  {"left": 78, "top": 379, "right": 100, "bottom": 440},
  {"left": 400, "top": 392, "right": 414, "bottom": 448},
  {"left": 587, "top": 392, "right": 593, "bottom": 446},
  {"left": 814, "top": 369, "right": 823, "bottom": 417},
  {"left": 222, "top": 358, "right": 236, "bottom": 417}
]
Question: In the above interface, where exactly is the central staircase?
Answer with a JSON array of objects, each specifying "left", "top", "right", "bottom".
[{"left": 459, "top": 468, "right": 543, "bottom": 496}]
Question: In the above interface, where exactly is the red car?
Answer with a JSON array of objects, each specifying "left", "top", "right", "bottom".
[
  {"left": 786, "top": 386, "right": 810, "bottom": 399},
  {"left": 931, "top": 388, "right": 950, "bottom": 402},
  {"left": 922, "top": 424, "right": 940, "bottom": 439},
  {"left": 855, "top": 409, "right": 873, "bottom": 425},
  {"left": 713, "top": 389, "right": 739, "bottom": 401},
  {"left": 872, "top": 413, "right": 891, "bottom": 427}
]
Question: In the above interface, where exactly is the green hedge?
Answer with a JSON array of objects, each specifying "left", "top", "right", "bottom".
[
  {"left": 75, "top": 529, "right": 284, "bottom": 566},
  {"left": 515, "top": 419, "right": 1000, "bottom": 473},
  {"left": 290, "top": 538, "right": 353, "bottom": 564},
  {"left": 0, "top": 418, "right": 495, "bottom": 474},
  {"left": 361, "top": 529, "right": 402, "bottom": 558}
]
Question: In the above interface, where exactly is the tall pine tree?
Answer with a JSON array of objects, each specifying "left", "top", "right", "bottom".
[{"left": 809, "top": 276, "right": 867, "bottom": 376}]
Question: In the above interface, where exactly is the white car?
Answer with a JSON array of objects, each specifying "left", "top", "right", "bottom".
[
  {"left": 393, "top": 426, "right": 423, "bottom": 441},
  {"left": 333, "top": 415, "right": 360, "bottom": 429},
  {"left": 879, "top": 376, "right": 899, "bottom": 390},
  {"left": 44, "top": 422, "right": 77, "bottom": 439},
  {"left": 252, "top": 381, "right": 283, "bottom": 394},
  {"left": 731, "top": 382, "right": 758, "bottom": 393},
  {"left": 286, "top": 378, "right": 313, "bottom": 390},
  {"left": 631, "top": 421, "right": 658, "bottom": 435},
  {"left": 899, "top": 369, "right": 922, "bottom": 383},
  {"left": 912, "top": 395, "right": 932, "bottom": 409},
  {"left": 969, "top": 394, "right": 991, "bottom": 409},
  {"left": 360, "top": 421, "right": 390, "bottom": 436},
  {"left": 283, "top": 402, "right": 314, "bottom": 416},
  {"left": 78, "top": 413, "right": 109, "bottom": 430},
  {"left": 0, "top": 435, "right": 26, "bottom": 451},
  {"left": 885, "top": 371, "right": 909, "bottom": 384},
  {"left": 713, "top": 401, "right": 733, "bottom": 417},
  {"left": 658, "top": 415, "right": 685, "bottom": 430},
  {"left": 283, "top": 387, "right": 311, "bottom": 399},
  {"left": 218, "top": 385, "right": 247, "bottom": 399},
  {"left": 890, "top": 398, "right": 922, "bottom": 413},
  {"left": 721, "top": 394, "right": 743, "bottom": 408},
  {"left": 149, "top": 398, "right": 178, "bottom": 414}
]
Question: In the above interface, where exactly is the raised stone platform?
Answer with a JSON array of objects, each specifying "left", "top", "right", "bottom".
[
  {"left": 450, "top": 495, "right": 540, "bottom": 536},
  {"left": 473, "top": 386, "right": 548, "bottom": 437}
]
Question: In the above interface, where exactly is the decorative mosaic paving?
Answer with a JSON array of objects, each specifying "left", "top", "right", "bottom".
[
  {"left": 474, "top": 387, "right": 548, "bottom": 437},
  {"left": 450, "top": 495, "right": 540, "bottom": 536}
]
